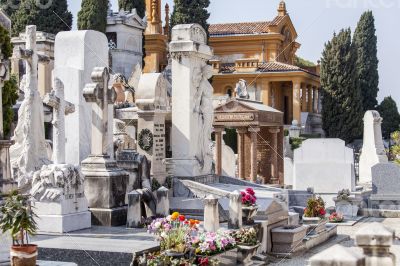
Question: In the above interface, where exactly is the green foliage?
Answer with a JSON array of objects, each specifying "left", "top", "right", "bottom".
[
  {"left": 353, "top": 11, "right": 379, "bottom": 112},
  {"left": 151, "top": 178, "right": 161, "bottom": 192},
  {"left": 3, "top": 75, "right": 18, "bottom": 137},
  {"left": 118, "top": 0, "right": 145, "bottom": 18},
  {"left": 294, "top": 55, "right": 316, "bottom": 68},
  {"left": 304, "top": 196, "right": 326, "bottom": 218},
  {"left": 0, "top": 0, "right": 21, "bottom": 17},
  {"left": 320, "top": 28, "right": 363, "bottom": 143},
  {"left": 0, "top": 25, "right": 17, "bottom": 138},
  {"left": 289, "top": 137, "right": 305, "bottom": 150},
  {"left": 78, "top": 0, "right": 108, "bottom": 33},
  {"left": 377, "top": 96, "right": 400, "bottom": 139},
  {"left": 390, "top": 131, "right": 400, "bottom": 165},
  {"left": 170, "top": 0, "right": 210, "bottom": 38},
  {"left": 9, "top": 0, "right": 72, "bottom": 36},
  {"left": 0, "top": 190, "right": 38, "bottom": 246}
]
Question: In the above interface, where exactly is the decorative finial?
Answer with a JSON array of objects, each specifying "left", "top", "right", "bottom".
[
  {"left": 163, "top": 3, "right": 170, "bottom": 37},
  {"left": 278, "top": 1, "right": 287, "bottom": 16}
]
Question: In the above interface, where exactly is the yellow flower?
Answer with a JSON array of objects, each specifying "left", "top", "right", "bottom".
[{"left": 171, "top": 212, "right": 179, "bottom": 220}]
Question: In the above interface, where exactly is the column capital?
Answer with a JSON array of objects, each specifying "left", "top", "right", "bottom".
[
  {"left": 269, "top": 127, "right": 280, "bottom": 134},
  {"left": 236, "top": 127, "right": 248, "bottom": 134},
  {"left": 248, "top": 127, "right": 260, "bottom": 133},
  {"left": 213, "top": 127, "right": 225, "bottom": 133}
]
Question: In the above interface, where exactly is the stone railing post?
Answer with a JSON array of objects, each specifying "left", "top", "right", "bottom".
[
  {"left": 156, "top": 186, "right": 170, "bottom": 217},
  {"left": 127, "top": 191, "right": 142, "bottom": 228},
  {"left": 355, "top": 222, "right": 396, "bottom": 266},
  {"left": 204, "top": 195, "right": 219, "bottom": 232},
  {"left": 228, "top": 190, "right": 242, "bottom": 229},
  {"left": 309, "top": 244, "right": 365, "bottom": 266}
]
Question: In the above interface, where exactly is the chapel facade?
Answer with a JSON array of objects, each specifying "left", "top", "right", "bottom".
[{"left": 209, "top": 1, "right": 321, "bottom": 126}]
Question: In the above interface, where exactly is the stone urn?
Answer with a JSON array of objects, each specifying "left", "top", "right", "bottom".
[
  {"left": 302, "top": 216, "right": 327, "bottom": 234},
  {"left": 237, "top": 243, "right": 260, "bottom": 265},
  {"left": 242, "top": 205, "right": 259, "bottom": 225}
]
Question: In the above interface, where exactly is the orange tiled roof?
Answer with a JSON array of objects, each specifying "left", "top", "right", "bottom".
[
  {"left": 217, "top": 61, "right": 318, "bottom": 76},
  {"left": 209, "top": 16, "right": 286, "bottom": 36}
]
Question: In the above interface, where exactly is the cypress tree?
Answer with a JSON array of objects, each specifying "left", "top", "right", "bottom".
[
  {"left": 170, "top": 0, "right": 210, "bottom": 37},
  {"left": 9, "top": 0, "right": 72, "bottom": 36},
  {"left": 353, "top": 11, "right": 379, "bottom": 112},
  {"left": 0, "top": 25, "right": 18, "bottom": 137},
  {"left": 118, "top": 0, "right": 145, "bottom": 18},
  {"left": 377, "top": 96, "right": 400, "bottom": 139},
  {"left": 78, "top": 0, "right": 108, "bottom": 33},
  {"left": 320, "top": 28, "right": 363, "bottom": 143}
]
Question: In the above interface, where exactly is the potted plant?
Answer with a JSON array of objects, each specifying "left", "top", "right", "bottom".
[
  {"left": 147, "top": 212, "right": 199, "bottom": 258},
  {"left": 0, "top": 190, "right": 38, "bottom": 266},
  {"left": 231, "top": 227, "right": 260, "bottom": 264},
  {"left": 302, "top": 196, "right": 327, "bottom": 234},
  {"left": 241, "top": 188, "right": 258, "bottom": 225}
]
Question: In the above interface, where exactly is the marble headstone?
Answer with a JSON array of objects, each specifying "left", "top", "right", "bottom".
[
  {"left": 293, "top": 139, "right": 355, "bottom": 207},
  {"left": 54, "top": 30, "right": 109, "bottom": 165},
  {"left": 359, "top": 111, "right": 388, "bottom": 184},
  {"left": 170, "top": 24, "right": 214, "bottom": 176},
  {"left": 371, "top": 163, "right": 400, "bottom": 198}
]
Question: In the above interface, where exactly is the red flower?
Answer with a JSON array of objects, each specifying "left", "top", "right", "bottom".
[
  {"left": 178, "top": 215, "right": 185, "bottom": 222},
  {"left": 246, "top": 187, "right": 255, "bottom": 196},
  {"left": 198, "top": 257, "right": 209, "bottom": 266},
  {"left": 319, "top": 209, "right": 326, "bottom": 216}
]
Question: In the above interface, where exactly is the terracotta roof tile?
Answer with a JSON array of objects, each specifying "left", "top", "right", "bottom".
[
  {"left": 209, "top": 16, "right": 285, "bottom": 36},
  {"left": 217, "top": 61, "right": 318, "bottom": 76}
]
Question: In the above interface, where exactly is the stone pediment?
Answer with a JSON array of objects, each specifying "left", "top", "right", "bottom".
[{"left": 214, "top": 100, "right": 256, "bottom": 113}]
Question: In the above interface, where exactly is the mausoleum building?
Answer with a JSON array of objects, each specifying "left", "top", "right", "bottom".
[{"left": 209, "top": 1, "right": 321, "bottom": 128}]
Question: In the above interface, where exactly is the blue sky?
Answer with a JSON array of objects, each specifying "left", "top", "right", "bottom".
[{"left": 68, "top": 0, "right": 400, "bottom": 106}]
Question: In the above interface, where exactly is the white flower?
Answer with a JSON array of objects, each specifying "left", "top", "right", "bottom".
[
  {"left": 166, "top": 215, "right": 172, "bottom": 221},
  {"left": 161, "top": 232, "right": 167, "bottom": 238},
  {"left": 154, "top": 222, "right": 161, "bottom": 229}
]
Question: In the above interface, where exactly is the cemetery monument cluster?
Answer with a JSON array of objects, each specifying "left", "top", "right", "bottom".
[{"left": 0, "top": 3, "right": 400, "bottom": 265}]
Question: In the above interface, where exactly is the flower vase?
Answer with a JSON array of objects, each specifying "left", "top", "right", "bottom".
[{"left": 242, "top": 205, "right": 258, "bottom": 225}]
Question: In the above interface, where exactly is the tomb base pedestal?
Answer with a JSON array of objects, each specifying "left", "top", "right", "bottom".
[
  {"left": 90, "top": 206, "right": 128, "bottom": 226},
  {"left": 82, "top": 155, "right": 129, "bottom": 226},
  {"left": 36, "top": 211, "right": 91, "bottom": 233}
]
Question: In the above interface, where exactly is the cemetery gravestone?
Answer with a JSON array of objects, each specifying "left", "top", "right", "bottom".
[
  {"left": 293, "top": 139, "right": 355, "bottom": 207},
  {"left": 359, "top": 111, "right": 388, "bottom": 184},
  {"left": 170, "top": 24, "right": 214, "bottom": 176},
  {"left": 54, "top": 30, "right": 109, "bottom": 165},
  {"left": 81, "top": 67, "right": 129, "bottom": 226}
]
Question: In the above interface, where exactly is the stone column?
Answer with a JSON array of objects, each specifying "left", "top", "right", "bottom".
[
  {"left": 228, "top": 190, "right": 242, "bottom": 229},
  {"left": 292, "top": 79, "right": 301, "bottom": 124},
  {"left": 301, "top": 83, "right": 307, "bottom": 112},
  {"left": 312, "top": 87, "right": 318, "bottom": 113},
  {"left": 156, "top": 186, "right": 170, "bottom": 217},
  {"left": 269, "top": 127, "right": 280, "bottom": 184},
  {"left": 249, "top": 127, "right": 260, "bottom": 183},
  {"left": 237, "top": 127, "right": 247, "bottom": 180},
  {"left": 355, "top": 222, "right": 396, "bottom": 266},
  {"left": 307, "top": 85, "right": 313, "bottom": 113},
  {"left": 262, "top": 80, "right": 271, "bottom": 106},
  {"left": 214, "top": 127, "right": 224, "bottom": 176},
  {"left": 204, "top": 195, "right": 219, "bottom": 232},
  {"left": 317, "top": 88, "right": 322, "bottom": 114},
  {"left": 127, "top": 191, "right": 142, "bottom": 228}
]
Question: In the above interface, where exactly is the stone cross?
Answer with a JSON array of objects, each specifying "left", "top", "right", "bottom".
[
  {"left": 83, "top": 67, "right": 116, "bottom": 156},
  {"left": 43, "top": 78, "right": 75, "bottom": 164},
  {"left": 16, "top": 25, "right": 50, "bottom": 96}
]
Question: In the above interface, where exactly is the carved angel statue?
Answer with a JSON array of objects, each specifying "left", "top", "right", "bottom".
[{"left": 235, "top": 79, "right": 250, "bottom": 99}]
